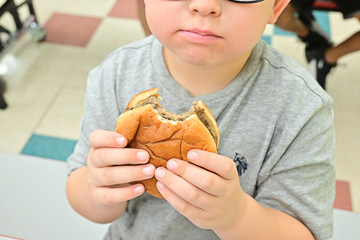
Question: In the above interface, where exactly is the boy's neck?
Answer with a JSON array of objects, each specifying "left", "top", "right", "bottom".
[{"left": 163, "top": 48, "right": 251, "bottom": 97}]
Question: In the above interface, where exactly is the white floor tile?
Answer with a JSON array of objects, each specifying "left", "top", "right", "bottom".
[
  {"left": 86, "top": 17, "right": 145, "bottom": 57},
  {"left": 34, "top": 0, "right": 117, "bottom": 23},
  {"left": 35, "top": 87, "right": 86, "bottom": 140}
]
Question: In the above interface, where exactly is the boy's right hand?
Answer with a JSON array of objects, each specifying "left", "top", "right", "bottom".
[{"left": 86, "top": 129, "right": 155, "bottom": 207}]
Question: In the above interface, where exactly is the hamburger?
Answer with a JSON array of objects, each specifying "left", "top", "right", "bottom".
[{"left": 115, "top": 88, "right": 220, "bottom": 198}]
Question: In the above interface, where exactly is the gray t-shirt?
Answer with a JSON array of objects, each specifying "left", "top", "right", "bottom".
[{"left": 67, "top": 35, "right": 335, "bottom": 240}]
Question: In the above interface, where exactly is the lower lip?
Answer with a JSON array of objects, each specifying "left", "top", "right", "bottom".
[{"left": 179, "top": 30, "right": 221, "bottom": 43}]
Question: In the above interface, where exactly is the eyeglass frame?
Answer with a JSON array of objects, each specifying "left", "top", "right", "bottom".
[{"left": 227, "top": 0, "right": 264, "bottom": 4}]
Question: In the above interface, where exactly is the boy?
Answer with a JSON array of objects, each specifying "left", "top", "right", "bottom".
[{"left": 66, "top": 0, "right": 335, "bottom": 239}]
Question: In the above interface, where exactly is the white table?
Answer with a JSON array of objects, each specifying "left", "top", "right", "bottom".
[
  {"left": 0, "top": 152, "right": 359, "bottom": 239},
  {"left": 330, "top": 209, "right": 360, "bottom": 240},
  {"left": 0, "top": 152, "right": 109, "bottom": 240}
]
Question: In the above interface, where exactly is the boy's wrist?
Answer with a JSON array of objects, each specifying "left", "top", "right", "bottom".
[{"left": 212, "top": 191, "right": 250, "bottom": 239}]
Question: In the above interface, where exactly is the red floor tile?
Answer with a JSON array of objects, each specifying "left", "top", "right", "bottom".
[
  {"left": 334, "top": 180, "right": 353, "bottom": 211},
  {"left": 108, "top": 0, "right": 138, "bottom": 19},
  {"left": 43, "top": 13, "right": 102, "bottom": 47}
]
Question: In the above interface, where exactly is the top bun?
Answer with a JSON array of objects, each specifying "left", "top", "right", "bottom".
[{"left": 115, "top": 88, "right": 220, "bottom": 198}]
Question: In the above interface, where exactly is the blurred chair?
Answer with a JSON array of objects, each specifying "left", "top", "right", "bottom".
[
  {"left": 312, "top": 0, "right": 339, "bottom": 12},
  {"left": 0, "top": 0, "right": 46, "bottom": 110},
  {"left": 0, "top": 76, "right": 7, "bottom": 109}
]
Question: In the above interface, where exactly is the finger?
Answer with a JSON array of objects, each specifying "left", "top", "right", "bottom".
[
  {"left": 89, "top": 129, "right": 127, "bottom": 149},
  {"left": 155, "top": 167, "right": 215, "bottom": 209},
  {"left": 187, "top": 150, "right": 237, "bottom": 180},
  {"left": 156, "top": 180, "right": 205, "bottom": 220},
  {"left": 89, "top": 148, "right": 149, "bottom": 168},
  {"left": 167, "top": 159, "right": 225, "bottom": 196},
  {"left": 93, "top": 183, "right": 145, "bottom": 205},
  {"left": 91, "top": 164, "right": 155, "bottom": 187}
]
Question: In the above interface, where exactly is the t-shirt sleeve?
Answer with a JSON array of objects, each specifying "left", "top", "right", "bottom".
[
  {"left": 255, "top": 102, "right": 336, "bottom": 240},
  {"left": 66, "top": 36, "right": 156, "bottom": 176},
  {"left": 67, "top": 64, "right": 121, "bottom": 175}
]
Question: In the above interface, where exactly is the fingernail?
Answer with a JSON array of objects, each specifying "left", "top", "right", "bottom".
[
  {"left": 187, "top": 150, "right": 198, "bottom": 161},
  {"left": 134, "top": 185, "right": 144, "bottom": 194},
  {"left": 143, "top": 165, "right": 154, "bottom": 176},
  {"left": 157, "top": 181, "right": 165, "bottom": 190},
  {"left": 137, "top": 151, "right": 148, "bottom": 162},
  {"left": 116, "top": 137, "right": 127, "bottom": 147},
  {"left": 155, "top": 168, "right": 165, "bottom": 178},
  {"left": 167, "top": 159, "right": 177, "bottom": 170}
]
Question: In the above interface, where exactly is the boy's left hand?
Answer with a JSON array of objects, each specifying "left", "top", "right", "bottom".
[{"left": 155, "top": 149, "right": 246, "bottom": 232}]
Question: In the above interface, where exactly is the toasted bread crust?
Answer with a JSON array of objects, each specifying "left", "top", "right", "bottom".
[{"left": 125, "top": 87, "right": 162, "bottom": 110}]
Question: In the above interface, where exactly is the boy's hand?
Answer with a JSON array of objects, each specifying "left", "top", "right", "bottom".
[
  {"left": 87, "top": 129, "right": 155, "bottom": 207},
  {"left": 155, "top": 150, "right": 246, "bottom": 232}
]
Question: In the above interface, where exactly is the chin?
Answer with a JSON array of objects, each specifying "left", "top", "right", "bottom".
[{"left": 172, "top": 46, "right": 225, "bottom": 66}]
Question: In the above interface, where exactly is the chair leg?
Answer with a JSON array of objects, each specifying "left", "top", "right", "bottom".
[
  {"left": 0, "top": 77, "right": 8, "bottom": 110},
  {"left": 26, "top": 0, "right": 38, "bottom": 22},
  {"left": 7, "top": 0, "right": 23, "bottom": 30}
]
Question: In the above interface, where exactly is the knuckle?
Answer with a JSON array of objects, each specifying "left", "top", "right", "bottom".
[
  {"left": 93, "top": 148, "right": 109, "bottom": 167},
  {"left": 224, "top": 160, "right": 236, "bottom": 176},
  {"left": 99, "top": 192, "right": 115, "bottom": 205},
  {"left": 97, "top": 148, "right": 106, "bottom": 161},
  {"left": 88, "top": 151, "right": 99, "bottom": 167},
  {"left": 101, "top": 168, "right": 114, "bottom": 182},
  {"left": 86, "top": 172, "right": 96, "bottom": 188},
  {"left": 89, "top": 130, "right": 101, "bottom": 147},
  {"left": 188, "top": 189, "right": 200, "bottom": 203},
  {"left": 200, "top": 175, "right": 213, "bottom": 189},
  {"left": 87, "top": 151, "right": 94, "bottom": 166},
  {"left": 178, "top": 201, "right": 190, "bottom": 214}
]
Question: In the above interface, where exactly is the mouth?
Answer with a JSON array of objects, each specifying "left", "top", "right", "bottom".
[
  {"left": 178, "top": 29, "right": 222, "bottom": 43},
  {"left": 182, "top": 29, "right": 221, "bottom": 38}
]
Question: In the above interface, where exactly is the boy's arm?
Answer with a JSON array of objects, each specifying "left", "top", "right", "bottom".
[
  {"left": 66, "top": 166, "right": 128, "bottom": 223},
  {"left": 214, "top": 193, "right": 315, "bottom": 240},
  {"left": 156, "top": 153, "right": 316, "bottom": 240},
  {"left": 66, "top": 130, "right": 154, "bottom": 224}
]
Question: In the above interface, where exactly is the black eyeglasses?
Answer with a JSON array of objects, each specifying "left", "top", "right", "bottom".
[{"left": 227, "top": 0, "right": 264, "bottom": 3}]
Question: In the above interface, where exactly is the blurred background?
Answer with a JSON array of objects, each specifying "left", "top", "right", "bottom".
[{"left": 0, "top": 0, "right": 359, "bottom": 239}]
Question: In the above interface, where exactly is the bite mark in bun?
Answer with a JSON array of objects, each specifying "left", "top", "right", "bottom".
[{"left": 115, "top": 88, "right": 220, "bottom": 198}]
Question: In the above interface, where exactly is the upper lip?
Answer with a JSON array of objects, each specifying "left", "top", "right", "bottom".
[{"left": 183, "top": 29, "right": 221, "bottom": 38}]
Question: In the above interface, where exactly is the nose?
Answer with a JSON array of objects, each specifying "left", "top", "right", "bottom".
[{"left": 189, "top": 0, "right": 221, "bottom": 17}]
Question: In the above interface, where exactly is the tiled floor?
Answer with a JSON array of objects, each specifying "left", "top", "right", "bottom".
[{"left": 0, "top": 0, "right": 359, "bottom": 213}]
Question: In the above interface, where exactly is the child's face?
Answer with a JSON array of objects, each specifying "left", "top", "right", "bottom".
[{"left": 145, "top": 0, "right": 280, "bottom": 66}]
